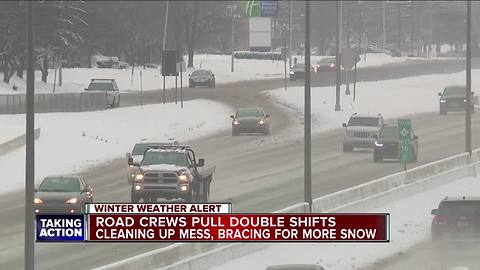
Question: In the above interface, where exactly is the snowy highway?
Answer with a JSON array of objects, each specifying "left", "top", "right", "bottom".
[{"left": 1, "top": 59, "right": 480, "bottom": 269}]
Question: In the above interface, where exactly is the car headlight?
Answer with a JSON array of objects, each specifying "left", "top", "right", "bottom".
[
  {"left": 289, "top": 71, "right": 294, "bottom": 75},
  {"left": 135, "top": 173, "right": 144, "bottom": 181},
  {"left": 258, "top": 119, "right": 265, "bottom": 125},
  {"left": 374, "top": 141, "right": 383, "bottom": 147},
  {"left": 440, "top": 100, "right": 446, "bottom": 103},
  {"left": 233, "top": 120, "right": 240, "bottom": 125},
  {"left": 330, "top": 63, "right": 335, "bottom": 68},
  {"left": 65, "top": 197, "right": 78, "bottom": 204},
  {"left": 34, "top": 198, "right": 43, "bottom": 204},
  {"left": 464, "top": 99, "right": 467, "bottom": 103},
  {"left": 178, "top": 173, "right": 190, "bottom": 182}
]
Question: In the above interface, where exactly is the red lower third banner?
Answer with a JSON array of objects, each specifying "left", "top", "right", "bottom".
[{"left": 88, "top": 214, "right": 389, "bottom": 242}]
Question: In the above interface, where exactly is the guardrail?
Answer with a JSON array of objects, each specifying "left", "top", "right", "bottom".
[
  {"left": 0, "top": 92, "right": 107, "bottom": 114},
  {"left": 0, "top": 128, "right": 41, "bottom": 157},
  {"left": 95, "top": 148, "right": 480, "bottom": 270}
]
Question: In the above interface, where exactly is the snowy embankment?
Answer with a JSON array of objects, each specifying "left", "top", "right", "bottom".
[
  {"left": 0, "top": 53, "right": 435, "bottom": 94},
  {"left": 264, "top": 69, "right": 479, "bottom": 133},
  {"left": 209, "top": 175, "right": 479, "bottom": 270},
  {"left": 0, "top": 100, "right": 232, "bottom": 193}
]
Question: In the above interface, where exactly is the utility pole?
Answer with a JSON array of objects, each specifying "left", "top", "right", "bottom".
[
  {"left": 345, "top": 2, "right": 350, "bottom": 96},
  {"left": 335, "top": 1, "right": 341, "bottom": 111},
  {"left": 162, "top": 0, "right": 169, "bottom": 50},
  {"left": 231, "top": 10, "right": 235, "bottom": 72},
  {"left": 466, "top": 0, "right": 472, "bottom": 155},
  {"left": 410, "top": 1, "right": 414, "bottom": 56},
  {"left": 397, "top": 3, "right": 401, "bottom": 53},
  {"left": 25, "top": 1, "right": 35, "bottom": 270},
  {"left": 289, "top": 0, "right": 293, "bottom": 67},
  {"left": 383, "top": 1, "right": 386, "bottom": 50},
  {"left": 304, "top": 0, "right": 312, "bottom": 212}
]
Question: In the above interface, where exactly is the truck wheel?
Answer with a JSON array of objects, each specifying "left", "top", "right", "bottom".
[
  {"left": 185, "top": 189, "right": 195, "bottom": 203},
  {"left": 131, "top": 193, "right": 140, "bottom": 203},
  {"left": 439, "top": 108, "right": 446, "bottom": 115},
  {"left": 189, "top": 83, "right": 195, "bottom": 88},
  {"left": 290, "top": 76, "right": 295, "bottom": 81},
  {"left": 116, "top": 96, "right": 120, "bottom": 107},
  {"left": 232, "top": 129, "right": 239, "bottom": 136},
  {"left": 373, "top": 152, "right": 382, "bottom": 163},
  {"left": 343, "top": 144, "right": 353, "bottom": 152},
  {"left": 201, "top": 181, "right": 211, "bottom": 202}
]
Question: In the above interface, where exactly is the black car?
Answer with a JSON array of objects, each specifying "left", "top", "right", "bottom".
[
  {"left": 431, "top": 196, "right": 480, "bottom": 242},
  {"left": 438, "top": 85, "right": 475, "bottom": 115},
  {"left": 189, "top": 69, "right": 215, "bottom": 88},
  {"left": 231, "top": 107, "right": 270, "bottom": 136},
  {"left": 373, "top": 125, "right": 418, "bottom": 163},
  {"left": 316, "top": 57, "right": 336, "bottom": 72},
  {"left": 34, "top": 175, "right": 94, "bottom": 214},
  {"left": 289, "top": 63, "right": 314, "bottom": 81}
]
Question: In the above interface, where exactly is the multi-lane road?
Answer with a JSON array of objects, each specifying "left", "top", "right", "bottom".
[{"left": 1, "top": 59, "right": 480, "bottom": 269}]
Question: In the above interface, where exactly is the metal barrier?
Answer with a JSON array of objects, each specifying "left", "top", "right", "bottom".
[{"left": 0, "top": 92, "right": 107, "bottom": 114}]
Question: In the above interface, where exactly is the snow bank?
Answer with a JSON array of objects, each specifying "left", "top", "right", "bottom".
[
  {"left": 0, "top": 53, "right": 443, "bottom": 94},
  {"left": 0, "top": 99, "right": 232, "bottom": 193},
  {"left": 208, "top": 175, "right": 480, "bottom": 270},
  {"left": 264, "top": 69, "right": 478, "bottom": 134}
]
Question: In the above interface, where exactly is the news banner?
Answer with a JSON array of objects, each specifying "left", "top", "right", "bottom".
[{"left": 36, "top": 203, "right": 390, "bottom": 242}]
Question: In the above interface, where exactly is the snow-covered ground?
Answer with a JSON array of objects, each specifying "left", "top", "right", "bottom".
[
  {"left": 0, "top": 53, "right": 439, "bottom": 94},
  {"left": 209, "top": 175, "right": 480, "bottom": 270},
  {"left": 264, "top": 69, "right": 479, "bottom": 134},
  {"left": 0, "top": 100, "right": 232, "bottom": 193}
]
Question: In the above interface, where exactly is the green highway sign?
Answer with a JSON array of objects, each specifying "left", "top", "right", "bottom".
[
  {"left": 398, "top": 119, "right": 412, "bottom": 163},
  {"left": 240, "top": 0, "right": 261, "bottom": 17}
]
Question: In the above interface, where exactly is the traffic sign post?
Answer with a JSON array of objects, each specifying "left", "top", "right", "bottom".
[
  {"left": 398, "top": 119, "right": 412, "bottom": 170},
  {"left": 341, "top": 48, "right": 357, "bottom": 96}
]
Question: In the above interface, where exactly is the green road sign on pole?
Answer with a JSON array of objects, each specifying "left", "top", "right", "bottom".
[
  {"left": 398, "top": 119, "right": 412, "bottom": 164},
  {"left": 240, "top": 0, "right": 261, "bottom": 17}
]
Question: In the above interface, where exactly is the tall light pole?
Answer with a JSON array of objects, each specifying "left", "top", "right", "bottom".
[
  {"left": 162, "top": 0, "right": 170, "bottom": 50},
  {"left": 335, "top": 1, "right": 341, "bottom": 111},
  {"left": 383, "top": 1, "right": 386, "bottom": 50},
  {"left": 466, "top": 0, "right": 472, "bottom": 155},
  {"left": 304, "top": 0, "right": 312, "bottom": 212},
  {"left": 230, "top": 5, "right": 237, "bottom": 73},
  {"left": 289, "top": 0, "right": 293, "bottom": 67},
  {"left": 25, "top": 1, "right": 35, "bottom": 269}
]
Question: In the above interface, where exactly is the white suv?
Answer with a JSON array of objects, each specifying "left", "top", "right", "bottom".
[
  {"left": 85, "top": 79, "right": 120, "bottom": 108},
  {"left": 342, "top": 113, "right": 384, "bottom": 152}
]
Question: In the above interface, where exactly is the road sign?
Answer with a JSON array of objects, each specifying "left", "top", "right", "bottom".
[
  {"left": 240, "top": 0, "right": 278, "bottom": 17},
  {"left": 398, "top": 119, "right": 412, "bottom": 163},
  {"left": 341, "top": 48, "right": 357, "bottom": 69}
]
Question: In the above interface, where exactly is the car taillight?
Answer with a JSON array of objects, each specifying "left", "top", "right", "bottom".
[{"left": 433, "top": 215, "right": 448, "bottom": 225}]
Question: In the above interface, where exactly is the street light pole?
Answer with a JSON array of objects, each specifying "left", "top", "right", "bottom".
[
  {"left": 231, "top": 14, "right": 235, "bottom": 73},
  {"left": 466, "top": 0, "right": 472, "bottom": 156},
  {"left": 383, "top": 1, "right": 386, "bottom": 50},
  {"left": 335, "top": 1, "right": 341, "bottom": 111},
  {"left": 304, "top": 0, "right": 312, "bottom": 212},
  {"left": 25, "top": 1, "right": 35, "bottom": 270},
  {"left": 345, "top": 2, "right": 350, "bottom": 95},
  {"left": 289, "top": 0, "right": 293, "bottom": 67},
  {"left": 162, "top": 0, "right": 169, "bottom": 50}
]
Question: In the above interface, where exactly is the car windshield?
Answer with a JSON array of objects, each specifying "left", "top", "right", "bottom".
[
  {"left": 38, "top": 177, "right": 81, "bottom": 192},
  {"left": 132, "top": 143, "right": 150, "bottom": 156},
  {"left": 440, "top": 201, "right": 480, "bottom": 216},
  {"left": 191, "top": 70, "right": 210, "bottom": 76},
  {"left": 237, "top": 109, "right": 263, "bottom": 118},
  {"left": 379, "top": 127, "right": 399, "bottom": 138},
  {"left": 347, "top": 117, "right": 379, "bottom": 127},
  {"left": 142, "top": 151, "right": 188, "bottom": 166},
  {"left": 87, "top": 82, "right": 114, "bottom": 91},
  {"left": 443, "top": 87, "right": 465, "bottom": 96}
]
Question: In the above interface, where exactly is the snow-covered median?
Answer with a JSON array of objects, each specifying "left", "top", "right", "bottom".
[
  {"left": 264, "top": 69, "right": 478, "bottom": 133},
  {"left": 0, "top": 53, "right": 442, "bottom": 94},
  {"left": 208, "top": 175, "right": 479, "bottom": 270},
  {"left": 0, "top": 99, "right": 231, "bottom": 193}
]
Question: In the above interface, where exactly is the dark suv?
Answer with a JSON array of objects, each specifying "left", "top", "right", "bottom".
[
  {"left": 438, "top": 85, "right": 475, "bottom": 115},
  {"left": 431, "top": 196, "right": 480, "bottom": 242},
  {"left": 373, "top": 125, "right": 418, "bottom": 163}
]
